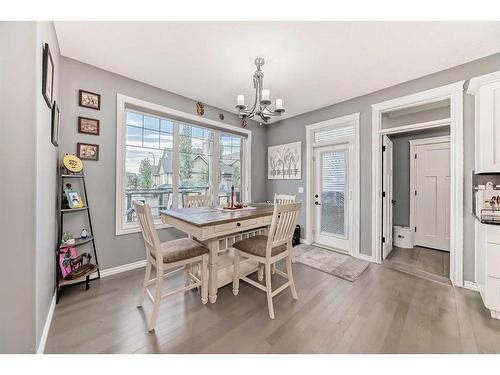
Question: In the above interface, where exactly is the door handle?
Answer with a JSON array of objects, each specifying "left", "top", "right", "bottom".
[
  {"left": 314, "top": 194, "right": 319, "bottom": 198},
  {"left": 315, "top": 202, "right": 321, "bottom": 205}
]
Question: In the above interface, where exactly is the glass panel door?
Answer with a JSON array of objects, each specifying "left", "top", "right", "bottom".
[{"left": 313, "top": 144, "right": 350, "bottom": 252}]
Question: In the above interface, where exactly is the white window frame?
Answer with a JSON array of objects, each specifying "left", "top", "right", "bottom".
[{"left": 116, "top": 94, "right": 252, "bottom": 235}]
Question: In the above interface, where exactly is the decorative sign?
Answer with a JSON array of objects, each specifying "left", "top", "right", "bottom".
[
  {"left": 63, "top": 154, "right": 83, "bottom": 173},
  {"left": 268, "top": 141, "right": 302, "bottom": 180}
]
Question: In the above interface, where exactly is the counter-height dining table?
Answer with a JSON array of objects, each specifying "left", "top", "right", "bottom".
[{"left": 159, "top": 204, "right": 275, "bottom": 303}]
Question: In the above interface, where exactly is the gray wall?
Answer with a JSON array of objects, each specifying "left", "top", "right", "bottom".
[
  {"left": 0, "top": 21, "right": 60, "bottom": 353},
  {"left": 382, "top": 103, "right": 450, "bottom": 129},
  {"left": 266, "top": 52, "right": 500, "bottom": 282},
  {"left": 0, "top": 21, "right": 38, "bottom": 354},
  {"left": 389, "top": 127, "right": 450, "bottom": 227},
  {"left": 58, "top": 57, "right": 266, "bottom": 270}
]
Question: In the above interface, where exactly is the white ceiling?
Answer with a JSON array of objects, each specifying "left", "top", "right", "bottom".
[{"left": 54, "top": 21, "right": 500, "bottom": 122}]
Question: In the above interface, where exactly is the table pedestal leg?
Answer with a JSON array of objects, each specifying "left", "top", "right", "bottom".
[{"left": 207, "top": 238, "right": 218, "bottom": 303}]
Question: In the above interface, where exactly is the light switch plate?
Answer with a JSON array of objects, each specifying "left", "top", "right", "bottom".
[{"left": 298, "top": 187, "right": 304, "bottom": 193}]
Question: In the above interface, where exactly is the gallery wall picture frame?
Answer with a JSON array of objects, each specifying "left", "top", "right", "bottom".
[
  {"left": 77, "top": 142, "right": 99, "bottom": 161},
  {"left": 79, "top": 89, "right": 101, "bottom": 110},
  {"left": 78, "top": 116, "right": 100, "bottom": 135},
  {"left": 51, "top": 101, "right": 60, "bottom": 146},
  {"left": 268, "top": 141, "right": 302, "bottom": 180},
  {"left": 42, "top": 43, "right": 54, "bottom": 109}
]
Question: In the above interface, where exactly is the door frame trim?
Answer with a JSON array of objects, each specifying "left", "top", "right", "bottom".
[
  {"left": 305, "top": 113, "right": 360, "bottom": 258},
  {"left": 371, "top": 81, "right": 464, "bottom": 287},
  {"left": 409, "top": 135, "right": 451, "bottom": 247}
]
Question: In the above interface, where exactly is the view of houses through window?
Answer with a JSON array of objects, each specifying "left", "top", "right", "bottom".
[{"left": 124, "top": 110, "right": 244, "bottom": 225}]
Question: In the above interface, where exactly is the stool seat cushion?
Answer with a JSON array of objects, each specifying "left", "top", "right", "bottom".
[
  {"left": 233, "top": 235, "right": 287, "bottom": 257},
  {"left": 154, "top": 238, "right": 209, "bottom": 264}
]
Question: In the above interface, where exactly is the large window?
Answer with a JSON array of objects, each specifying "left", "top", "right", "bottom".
[{"left": 116, "top": 95, "right": 250, "bottom": 234}]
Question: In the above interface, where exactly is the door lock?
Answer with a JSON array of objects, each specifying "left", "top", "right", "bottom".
[
  {"left": 315, "top": 202, "right": 321, "bottom": 205},
  {"left": 315, "top": 194, "right": 319, "bottom": 198}
]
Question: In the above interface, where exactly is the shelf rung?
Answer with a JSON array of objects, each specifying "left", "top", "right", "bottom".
[
  {"left": 60, "top": 207, "right": 88, "bottom": 213},
  {"left": 59, "top": 236, "right": 94, "bottom": 249}
]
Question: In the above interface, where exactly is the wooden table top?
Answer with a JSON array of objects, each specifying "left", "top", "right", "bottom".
[{"left": 159, "top": 204, "right": 275, "bottom": 227}]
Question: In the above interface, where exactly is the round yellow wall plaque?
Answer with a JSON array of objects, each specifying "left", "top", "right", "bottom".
[{"left": 63, "top": 154, "right": 83, "bottom": 173}]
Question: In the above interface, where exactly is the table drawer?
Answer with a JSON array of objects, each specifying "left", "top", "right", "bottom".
[
  {"left": 259, "top": 215, "right": 272, "bottom": 225},
  {"left": 214, "top": 218, "right": 258, "bottom": 233},
  {"left": 487, "top": 243, "right": 500, "bottom": 278}
]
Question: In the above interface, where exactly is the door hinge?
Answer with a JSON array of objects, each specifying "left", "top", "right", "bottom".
[
  {"left": 415, "top": 227, "right": 417, "bottom": 232},
  {"left": 382, "top": 191, "right": 386, "bottom": 198},
  {"left": 382, "top": 237, "right": 386, "bottom": 243},
  {"left": 313, "top": 156, "right": 316, "bottom": 162},
  {"left": 414, "top": 153, "right": 417, "bottom": 159},
  {"left": 382, "top": 145, "right": 386, "bottom": 152},
  {"left": 414, "top": 190, "right": 417, "bottom": 196}
]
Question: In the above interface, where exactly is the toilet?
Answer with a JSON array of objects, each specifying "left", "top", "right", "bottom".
[{"left": 393, "top": 225, "right": 414, "bottom": 249}]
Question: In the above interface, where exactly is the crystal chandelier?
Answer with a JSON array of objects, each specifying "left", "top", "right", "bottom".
[{"left": 235, "top": 57, "right": 285, "bottom": 124}]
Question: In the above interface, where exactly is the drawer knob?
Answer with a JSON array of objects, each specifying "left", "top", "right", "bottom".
[{"left": 236, "top": 222, "right": 241, "bottom": 227}]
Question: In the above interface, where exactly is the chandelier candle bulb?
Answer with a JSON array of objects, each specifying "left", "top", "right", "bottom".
[
  {"left": 237, "top": 94, "right": 245, "bottom": 106},
  {"left": 261, "top": 89, "right": 270, "bottom": 102},
  {"left": 276, "top": 99, "right": 283, "bottom": 110}
]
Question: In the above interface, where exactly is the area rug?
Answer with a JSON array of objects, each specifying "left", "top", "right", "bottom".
[{"left": 293, "top": 244, "right": 369, "bottom": 282}]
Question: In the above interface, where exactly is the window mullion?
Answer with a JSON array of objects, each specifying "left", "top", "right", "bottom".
[
  {"left": 172, "top": 122, "right": 180, "bottom": 208},
  {"left": 212, "top": 133, "right": 220, "bottom": 206}
]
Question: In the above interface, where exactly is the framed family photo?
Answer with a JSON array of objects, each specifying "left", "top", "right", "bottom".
[
  {"left": 79, "top": 89, "right": 101, "bottom": 110},
  {"left": 42, "top": 43, "right": 54, "bottom": 108},
  {"left": 77, "top": 142, "right": 99, "bottom": 161},
  {"left": 78, "top": 116, "right": 100, "bottom": 135},
  {"left": 65, "top": 189, "right": 84, "bottom": 209},
  {"left": 51, "top": 101, "right": 60, "bottom": 146}
]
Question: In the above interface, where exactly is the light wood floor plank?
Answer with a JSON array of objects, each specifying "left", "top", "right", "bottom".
[{"left": 45, "top": 261, "right": 500, "bottom": 354}]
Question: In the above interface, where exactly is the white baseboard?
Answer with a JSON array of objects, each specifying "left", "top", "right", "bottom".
[
  {"left": 463, "top": 281, "right": 479, "bottom": 291},
  {"left": 100, "top": 259, "right": 147, "bottom": 278},
  {"left": 36, "top": 293, "right": 56, "bottom": 354}
]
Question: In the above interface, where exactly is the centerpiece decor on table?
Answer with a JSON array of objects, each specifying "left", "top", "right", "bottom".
[{"left": 222, "top": 185, "right": 245, "bottom": 210}]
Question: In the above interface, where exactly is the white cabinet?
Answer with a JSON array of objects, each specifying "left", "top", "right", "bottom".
[
  {"left": 476, "top": 223, "right": 500, "bottom": 319},
  {"left": 468, "top": 71, "right": 500, "bottom": 173}
]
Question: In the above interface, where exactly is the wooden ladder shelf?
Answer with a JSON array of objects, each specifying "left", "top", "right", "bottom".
[{"left": 56, "top": 166, "right": 101, "bottom": 303}]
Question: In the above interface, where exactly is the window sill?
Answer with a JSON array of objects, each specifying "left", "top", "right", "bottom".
[{"left": 116, "top": 222, "right": 173, "bottom": 236}]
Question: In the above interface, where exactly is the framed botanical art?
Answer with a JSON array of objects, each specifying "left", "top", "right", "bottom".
[
  {"left": 79, "top": 89, "right": 101, "bottom": 110},
  {"left": 77, "top": 142, "right": 99, "bottom": 161},
  {"left": 42, "top": 43, "right": 54, "bottom": 108},
  {"left": 51, "top": 101, "right": 60, "bottom": 146},
  {"left": 268, "top": 141, "right": 302, "bottom": 180},
  {"left": 78, "top": 116, "right": 100, "bottom": 135}
]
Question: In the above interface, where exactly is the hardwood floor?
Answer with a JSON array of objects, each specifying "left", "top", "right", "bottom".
[
  {"left": 384, "top": 246, "right": 450, "bottom": 281},
  {"left": 45, "top": 261, "right": 500, "bottom": 354}
]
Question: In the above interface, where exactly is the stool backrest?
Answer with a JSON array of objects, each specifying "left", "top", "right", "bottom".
[
  {"left": 274, "top": 194, "right": 296, "bottom": 205},
  {"left": 135, "top": 201, "right": 161, "bottom": 263},
  {"left": 267, "top": 202, "right": 302, "bottom": 258},
  {"left": 184, "top": 194, "right": 210, "bottom": 208}
]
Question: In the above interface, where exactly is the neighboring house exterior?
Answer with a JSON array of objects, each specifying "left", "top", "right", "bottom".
[
  {"left": 154, "top": 149, "right": 173, "bottom": 187},
  {"left": 153, "top": 148, "right": 240, "bottom": 194}
]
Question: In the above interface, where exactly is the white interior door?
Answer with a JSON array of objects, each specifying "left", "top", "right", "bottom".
[
  {"left": 313, "top": 144, "right": 350, "bottom": 252},
  {"left": 382, "top": 136, "right": 394, "bottom": 260},
  {"left": 414, "top": 140, "right": 450, "bottom": 251}
]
